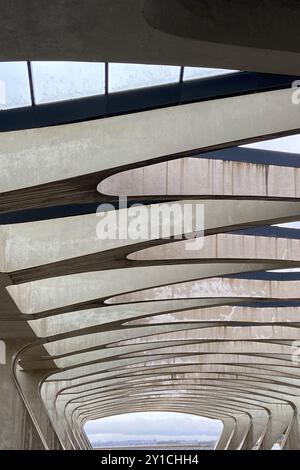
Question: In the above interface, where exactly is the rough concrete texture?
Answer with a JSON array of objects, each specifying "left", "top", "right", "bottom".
[
  {"left": 0, "top": 75, "right": 300, "bottom": 448},
  {"left": 1, "top": 1, "right": 300, "bottom": 74}
]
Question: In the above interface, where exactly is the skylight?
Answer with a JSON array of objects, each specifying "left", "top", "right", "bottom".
[
  {"left": 0, "top": 61, "right": 239, "bottom": 109},
  {"left": 0, "top": 62, "right": 31, "bottom": 110},
  {"left": 108, "top": 63, "right": 180, "bottom": 92},
  {"left": 273, "top": 221, "right": 300, "bottom": 229},
  {"left": 31, "top": 61, "right": 105, "bottom": 104},
  {"left": 242, "top": 134, "right": 300, "bottom": 154},
  {"left": 183, "top": 67, "right": 237, "bottom": 81},
  {"left": 267, "top": 268, "right": 300, "bottom": 273}
]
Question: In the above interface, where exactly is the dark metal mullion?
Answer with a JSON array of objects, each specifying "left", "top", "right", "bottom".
[
  {"left": 179, "top": 66, "right": 184, "bottom": 83},
  {"left": 178, "top": 66, "right": 185, "bottom": 104},
  {"left": 105, "top": 63, "right": 109, "bottom": 95},
  {"left": 27, "top": 62, "right": 36, "bottom": 106},
  {"left": 103, "top": 62, "right": 109, "bottom": 117}
]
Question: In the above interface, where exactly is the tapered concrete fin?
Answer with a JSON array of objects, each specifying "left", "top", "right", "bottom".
[
  {"left": 259, "top": 404, "right": 293, "bottom": 450},
  {"left": 241, "top": 410, "right": 270, "bottom": 450},
  {"left": 215, "top": 417, "right": 236, "bottom": 450}
]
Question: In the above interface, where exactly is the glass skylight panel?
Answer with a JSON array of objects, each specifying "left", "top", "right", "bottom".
[
  {"left": 31, "top": 61, "right": 105, "bottom": 103},
  {"left": 273, "top": 221, "right": 300, "bottom": 229},
  {"left": 242, "top": 135, "right": 300, "bottom": 154},
  {"left": 108, "top": 63, "right": 180, "bottom": 92},
  {"left": 183, "top": 67, "right": 237, "bottom": 81},
  {"left": 267, "top": 268, "right": 300, "bottom": 272},
  {"left": 0, "top": 62, "right": 31, "bottom": 110}
]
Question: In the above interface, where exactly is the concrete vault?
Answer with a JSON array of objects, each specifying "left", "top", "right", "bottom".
[{"left": 0, "top": 0, "right": 300, "bottom": 451}]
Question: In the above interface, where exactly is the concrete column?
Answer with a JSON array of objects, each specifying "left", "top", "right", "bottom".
[
  {"left": 215, "top": 417, "right": 236, "bottom": 450},
  {"left": 227, "top": 414, "right": 251, "bottom": 450},
  {"left": 241, "top": 409, "right": 270, "bottom": 450},
  {"left": 259, "top": 404, "right": 293, "bottom": 450},
  {"left": 15, "top": 367, "right": 63, "bottom": 450},
  {"left": 282, "top": 399, "right": 300, "bottom": 450},
  {"left": 0, "top": 341, "right": 46, "bottom": 449},
  {"left": 41, "top": 383, "right": 79, "bottom": 450}
]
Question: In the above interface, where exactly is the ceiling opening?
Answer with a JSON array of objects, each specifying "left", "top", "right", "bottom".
[{"left": 84, "top": 411, "right": 223, "bottom": 450}]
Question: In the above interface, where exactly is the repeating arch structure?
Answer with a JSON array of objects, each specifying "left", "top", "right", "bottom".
[
  {"left": 1, "top": 3, "right": 300, "bottom": 449},
  {"left": 0, "top": 81, "right": 300, "bottom": 450}
]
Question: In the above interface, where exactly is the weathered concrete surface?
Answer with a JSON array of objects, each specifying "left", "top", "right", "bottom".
[
  {"left": 1, "top": 84, "right": 300, "bottom": 449},
  {"left": 0, "top": 342, "right": 60, "bottom": 450},
  {"left": 215, "top": 417, "right": 236, "bottom": 450},
  {"left": 0, "top": 89, "right": 299, "bottom": 211},
  {"left": 99, "top": 157, "right": 300, "bottom": 199},
  {"left": 1, "top": 1, "right": 300, "bottom": 75}
]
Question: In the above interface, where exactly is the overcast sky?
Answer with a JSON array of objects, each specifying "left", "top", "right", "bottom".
[
  {"left": 244, "top": 134, "right": 300, "bottom": 154},
  {"left": 84, "top": 412, "right": 223, "bottom": 445},
  {"left": 245, "top": 135, "right": 300, "bottom": 231}
]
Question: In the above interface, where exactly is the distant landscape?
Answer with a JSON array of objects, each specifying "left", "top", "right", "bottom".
[{"left": 94, "top": 439, "right": 216, "bottom": 450}]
